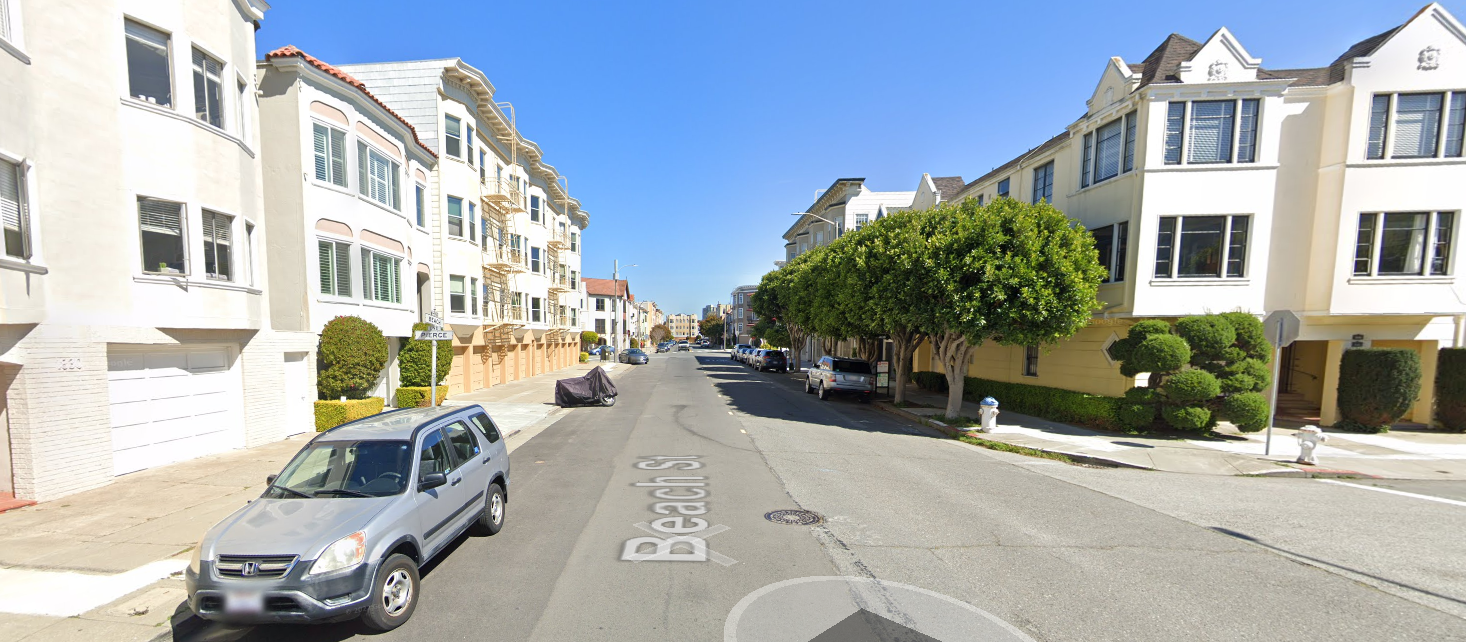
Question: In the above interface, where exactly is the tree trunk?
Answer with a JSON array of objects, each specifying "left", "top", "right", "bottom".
[
  {"left": 932, "top": 331, "right": 975, "bottom": 419},
  {"left": 889, "top": 328, "right": 925, "bottom": 405},
  {"left": 820, "top": 335, "right": 839, "bottom": 357},
  {"left": 856, "top": 337, "right": 882, "bottom": 363},
  {"left": 786, "top": 324, "right": 807, "bottom": 371}
]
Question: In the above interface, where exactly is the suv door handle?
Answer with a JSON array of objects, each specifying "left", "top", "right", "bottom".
[
  {"left": 450, "top": 477, "right": 462, "bottom": 486},
  {"left": 482, "top": 456, "right": 492, "bottom": 464}
]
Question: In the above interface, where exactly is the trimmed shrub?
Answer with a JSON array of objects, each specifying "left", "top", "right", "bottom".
[
  {"left": 1118, "top": 403, "right": 1156, "bottom": 430},
  {"left": 318, "top": 316, "right": 388, "bottom": 400},
  {"left": 580, "top": 351, "right": 589, "bottom": 363},
  {"left": 1123, "top": 386, "right": 1159, "bottom": 403},
  {"left": 315, "top": 397, "right": 385, "bottom": 431},
  {"left": 1176, "top": 315, "right": 1236, "bottom": 360},
  {"left": 400, "top": 322, "right": 453, "bottom": 387},
  {"left": 1163, "top": 405, "right": 1211, "bottom": 432},
  {"left": 581, "top": 331, "right": 599, "bottom": 347},
  {"left": 1436, "top": 348, "right": 1466, "bottom": 432},
  {"left": 629, "top": 338, "right": 640, "bottom": 349},
  {"left": 1221, "top": 358, "right": 1271, "bottom": 393},
  {"left": 1223, "top": 392, "right": 1269, "bottom": 433},
  {"left": 961, "top": 376, "right": 1121, "bottom": 431},
  {"left": 1219, "top": 312, "right": 1271, "bottom": 360},
  {"left": 1336, "top": 348, "right": 1421, "bottom": 433},
  {"left": 912, "top": 371, "right": 949, "bottom": 393},
  {"left": 1129, "top": 334, "right": 1191, "bottom": 374},
  {"left": 395, "top": 386, "right": 448, "bottom": 408},
  {"left": 1163, "top": 369, "right": 1221, "bottom": 402},
  {"left": 1107, "top": 319, "right": 1172, "bottom": 363}
]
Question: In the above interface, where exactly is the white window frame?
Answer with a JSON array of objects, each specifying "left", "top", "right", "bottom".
[
  {"left": 360, "top": 246, "right": 402, "bottom": 304},
  {"left": 449, "top": 274, "right": 467, "bottom": 314},
  {"left": 359, "top": 141, "right": 402, "bottom": 210},
  {"left": 0, "top": 154, "right": 36, "bottom": 263},
  {"left": 530, "top": 246, "right": 541, "bottom": 273},
  {"left": 1353, "top": 211, "right": 1456, "bottom": 277},
  {"left": 317, "top": 237, "right": 353, "bottom": 297},
  {"left": 200, "top": 209, "right": 233, "bottom": 281},
  {"left": 444, "top": 115, "right": 462, "bottom": 159},
  {"left": 531, "top": 296, "right": 543, "bottom": 323},
  {"left": 123, "top": 18, "right": 173, "bottom": 109},
  {"left": 191, "top": 46, "right": 226, "bottom": 130},
  {"left": 138, "top": 196, "right": 188, "bottom": 276},
  {"left": 311, "top": 121, "right": 348, "bottom": 188},
  {"left": 1, "top": 0, "right": 28, "bottom": 62},
  {"left": 1369, "top": 92, "right": 1466, "bottom": 161},
  {"left": 447, "top": 195, "right": 464, "bottom": 238},
  {"left": 470, "top": 276, "right": 479, "bottom": 315},
  {"left": 1163, "top": 99, "right": 1262, "bottom": 166}
]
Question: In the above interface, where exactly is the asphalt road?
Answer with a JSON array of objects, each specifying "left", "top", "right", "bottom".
[{"left": 185, "top": 350, "right": 1466, "bottom": 641}]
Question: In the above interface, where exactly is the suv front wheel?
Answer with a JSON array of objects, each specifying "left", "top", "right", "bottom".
[
  {"left": 817, "top": 381, "right": 829, "bottom": 401},
  {"left": 362, "top": 553, "right": 419, "bottom": 632}
]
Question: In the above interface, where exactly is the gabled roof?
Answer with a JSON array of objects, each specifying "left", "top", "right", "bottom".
[
  {"left": 1325, "top": 24, "right": 1405, "bottom": 84},
  {"left": 584, "top": 278, "right": 630, "bottom": 298},
  {"left": 264, "top": 46, "right": 436, "bottom": 159},
  {"left": 961, "top": 131, "right": 1071, "bottom": 196},
  {"left": 930, "top": 176, "right": 966, "bottom": 201},
  {"left": 1132, "top": 34, "right": 1202, "bottom": 88}
]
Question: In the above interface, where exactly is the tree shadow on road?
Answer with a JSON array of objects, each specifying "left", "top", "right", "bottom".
[{"left": 696, "top": 356, "right": 931, "bottom": 438}]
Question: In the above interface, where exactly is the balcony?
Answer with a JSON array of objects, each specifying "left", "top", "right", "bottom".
[
  {"left": 547, "top": 273, "right": 568, "bottom": 296},
  {"left": 481, "top": 178, "right": 524, "bottom": 213},
  {"left": 483, "top": 246, "right": 525, "bottom": 274},
  {"left": 548, "top": 228, "right": 569, "bottom": 250}
]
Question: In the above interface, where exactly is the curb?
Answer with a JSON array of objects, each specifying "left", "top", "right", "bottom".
[
  {"left": 871, "top": 401, "right": 1141, "bottom": 470},
  {"left": 150, "top": 613, "right": 206, "bottom": 642}
]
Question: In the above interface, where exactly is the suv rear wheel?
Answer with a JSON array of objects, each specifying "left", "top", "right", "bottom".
[{"left": 362, "top": 553, "right": 419, "bottom": 631}]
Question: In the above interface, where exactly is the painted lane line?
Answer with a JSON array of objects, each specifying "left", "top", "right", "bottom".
[
  {"left": 1318, "top": 479, "right": 1466, "bottom": 507},
  {"left": 740, "top": 429, "right": 747, "bottom": 434}
]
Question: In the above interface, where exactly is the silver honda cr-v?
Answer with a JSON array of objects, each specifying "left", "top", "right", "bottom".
[{"left": 185, "top": 404, "right": 510, "bottom": 631}]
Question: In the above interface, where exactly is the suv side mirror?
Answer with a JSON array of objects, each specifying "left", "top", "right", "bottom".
[
  {"left": 266, "top": 474, "right": 278, "bottom": 486},
  {"left": 418, "top": 472, "right": 447, "bottom": 492}
]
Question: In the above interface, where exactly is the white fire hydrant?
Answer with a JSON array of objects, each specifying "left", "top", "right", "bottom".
[
  {"left": 1295, "top": 425, "right": 1328, "bottom": 465},
  {"left": 978, "top": 397, "right": 1000, "bottom": 433}
]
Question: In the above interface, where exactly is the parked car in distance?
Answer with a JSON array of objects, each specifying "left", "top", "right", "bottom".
[
  {"left": 678, "top": 341, "right": 690, "bottom": 351},
  {"left": 731, "top": 344, "right": 750, "bottom": 361},
  {"left": 186, "top": 405, "right": 510, "bottom": 631},
  {"left": 805, "top": 356, "right": 875, "bottom": 402},
  {"left": 620, "top": 348, "right": 649, "bottom": 365},
  {"left": 753, "top": 349, "right": 788, "bottom": 373},
  {"left": 655, "top": 342, "right": 671, "bottom": 353}
]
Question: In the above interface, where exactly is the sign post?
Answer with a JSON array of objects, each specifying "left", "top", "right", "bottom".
[
  {"left": 418, "top": 310, "right": 449, "bottom": 407},
  {"left": 876, "top": 361, "right": 890, "bottom": 396},
  {"left": 1262, "top": 310, "right": 1302, "bottom": 456}
]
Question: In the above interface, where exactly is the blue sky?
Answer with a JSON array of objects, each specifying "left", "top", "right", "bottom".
[{"left": 257, "top": 0, "right": 1457, "bottom": 317}]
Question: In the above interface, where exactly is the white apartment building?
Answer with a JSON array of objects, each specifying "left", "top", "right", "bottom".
[
  {"left": 0, "top": 0, "right": 322, "bottom": 502},
  {"left": 257, "top": 47, "right": 438, "bottom": 405},
  {"left": 933, "top": 3, "right": 1466, "bottom": 426},
  {"left": 667, "top": 314, "right": 698, "bottom": 340},
  {"left": 585, "top": 278, "right": 633, "bottom": 351},
  {"left": 730, "top": 285, "right": 758, "bottom": 344},
  {"left": 336, "top": 59, "right": 589, "bottom": 395}
]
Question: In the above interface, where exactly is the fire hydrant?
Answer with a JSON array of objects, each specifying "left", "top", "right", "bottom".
[
  {"left": 978, "top": 397, "right": 1000, "bottom": 433},
  {"left": 1295, "top": 425, "right": 1328, "bottom": 465}
]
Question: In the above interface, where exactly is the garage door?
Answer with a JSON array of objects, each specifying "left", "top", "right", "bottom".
[{"left": 107, "top": 346, "right": 244, "bottom": 476}]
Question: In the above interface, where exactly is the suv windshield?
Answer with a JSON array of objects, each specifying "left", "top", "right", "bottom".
[
  {"left": 265, "top": 440, "right": 413, "bottom": 499},
  {"left": 831, "top": 360, "right": 872, "bottom": 374}
]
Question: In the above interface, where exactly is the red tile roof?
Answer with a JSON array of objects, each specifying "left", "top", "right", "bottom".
[
  {"left": 265, "top": 46, "right": 437, "bottom": 159},
  {"left": 584, "top": 278, "right": 630, "bottom": 298}
]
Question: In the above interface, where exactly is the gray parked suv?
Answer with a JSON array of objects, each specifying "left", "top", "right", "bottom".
[
  {"left": 805, "top": 356, "right": 875, "bottom": 402},
  {"left": 185, "top": 405, "right": 510, "bottom": 631}
]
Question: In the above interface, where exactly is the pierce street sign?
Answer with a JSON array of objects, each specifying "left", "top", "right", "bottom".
[{"left": 416, "top": 330, "right": 453, "bottom": 341}]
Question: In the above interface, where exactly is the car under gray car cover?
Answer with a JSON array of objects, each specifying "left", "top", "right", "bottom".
[{"left": 554, "top": 366, "right": 618, "bottom": 406}]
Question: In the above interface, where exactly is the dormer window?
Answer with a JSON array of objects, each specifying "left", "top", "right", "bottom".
[
  {"left": 1163, "top": 99, "right": 1259, "bottom": 165},
  {"left": 1367, "top": 92, "right": 1465, "bottom": 160}
]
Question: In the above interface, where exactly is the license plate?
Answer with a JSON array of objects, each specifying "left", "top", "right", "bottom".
[{"left": 224, "top": 590, "right": 265, "bottom": 614}]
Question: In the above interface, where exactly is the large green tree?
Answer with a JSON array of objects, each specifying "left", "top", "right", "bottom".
[
  {"left": 752, "top": 258, "right": 815, "bottom": 371},
  {"left": 699, "top": 314, "right": 725, "bottom": 340},
  {"left": 914, "top": 198, "right": 1106, "bottom": 418},
  {"left": 840, "top": 212, "right": 929, "bottom": 403}
]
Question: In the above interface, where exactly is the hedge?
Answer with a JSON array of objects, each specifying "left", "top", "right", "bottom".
[
  {"left": 580, "top": 352, "right": 590, "bottom": 363},
  {"left": 315, "top": 397, "right": 385, "bottom": 431},
  {"left": 1336, "top": 348, "right": 1421, "bottom": 433},
  {"left": 910, "top": 371, "right": 1122, "bottom": 431},
  {"left": 318, "top": 316, "right": 388, "bottom": 399},
  {"left": 1437, "top": 348, "right": 1466, "bottom": 432},
  {"left": 395, "top": 386, "right": 449, "bottom": 409},
  {"left": 400, "top": 322, "right": 454, "bottom": 387}
]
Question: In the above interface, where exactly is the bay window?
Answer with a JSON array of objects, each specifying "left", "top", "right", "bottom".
[
  {"left": 360, "top": 248, "right": 401, "bottom": 303},
  {"left": 570, "top": 231, "right": 578, "bottom": 252},
  {"left": 1091, "top": 222, "right": 1128, "bottom": 283},
  {"left": 312, "top": 123, "right": 347, "bottom": 187},
  {"left": 317, "top": 239, "right": 351, "bottom": 296},
  {"left": 447, "top": 196, "right": 463, "bottom": 237},
  {"left": 191, "top": 48, "right": 224, "bottom": 129},
  {"left": 468, "top": 201, "right": 476, "bottom": 242},
  {"left": 1367, "top": 92, "right": 1466, "bottom": 160},
  {"left": 1353, "top": 212, "right": 1455, "bottom": 277},
  {"left": 449, "top": 275, "right": 466, "bottom": 313},
  {"left": 531, "top": 297, "right": 542, "bottom": 323},
  {"left": 530, "top": 195, "right": 541, "bottom": 222},
  {"left": 531, "top": 246, "right": 541, "bottom": 273},
  {"left": 201, "top": 210, "right": 232, "bottom": 281},
  {"left": 444, "top": 115, "right": 461, "bottom": 158},
  {"left": 415, "top": 183, "right": 425, "bottom": 226},
  {"left": 358, "top": 143, "right": 401, "bottom": 210},
  {"left": 1154, "top": 214, "right": 1250, "bottom": 279},
  {"left": 1164, "top": 99, "right": 1261, "bottom": 165},
  {"left": 139, "top": 197, "right": 186, "bottom": 274},
  {"left": 470, "top": 277, "right": 479, "bottom": 314},
  {"left": 465, "top": 124, "right": 474, "bottom": 165}
]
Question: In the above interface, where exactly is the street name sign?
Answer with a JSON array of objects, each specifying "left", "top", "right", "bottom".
[{"left": 416, "top": 330, "right": 453, "bottom": 341}]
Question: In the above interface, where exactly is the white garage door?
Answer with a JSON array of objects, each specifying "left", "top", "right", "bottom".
[{"left": 108, "top": 346, "right": 244, "bottom": 476}]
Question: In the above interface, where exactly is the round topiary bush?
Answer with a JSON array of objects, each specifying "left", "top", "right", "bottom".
[
  {"left": 1223, "top": 392, "right": 1269, "bottom": 433},
  {"left": 1163, "top": 405, "right": 1211, "bottom": 432},
  {"left": 1108, "top": 319, "right": 1173, "bottom": 363},
  {"left": 1118, "top": 403, "right": 1156, "bottom": 430},
  {"left": 1336, "top": 348, "right": 1421, "bottom": 433},
  {"left": 1436, "top": 348, "right": 1466, "bottom": 432},
  {"left": 399, "top": 322, "right": 453, "bottom": 387},
  {"left": 318, "top": 316, "right": 388, "bottom": 400},
  {"left": 1130, "top": 334, "right": 1191, "bottom": 374},
  {"left": 1123, "top": 386, "right": 1158, "bottom": 403},
  {"left": 1163, "top": 369, "right": 1221, "bottom": 402},
  {"left": 1176, "top": 315, "right": 1237, "bottom": 360},
  {"left": 1225, "top": 358, "right": 1271, "bottom": 392},
  {"left": 1219, "top": 373, "right": 1257, "bottom": 394},
  {"left": 1219, "top": 312, "right": 1271, "bottom": 360}
]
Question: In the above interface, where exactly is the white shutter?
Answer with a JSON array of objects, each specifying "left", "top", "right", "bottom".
[
  {"left": 334, "top": 241, "right": 350, "bottom": 297},
  {"left": 329, "top": 129, "right": 346, "bottom": 186},
  {"left": 361, "top": 247, "right": 372, "bottom": 300},
  {"left": 1, "top": 159, "right": 27, "bottom": 259},
  {"left": 318, "top": 240, "right": 334, "bottom": 294},
  {"left": 357, "top": 141, "right": 368, "bottom": 196},
  {"left": 312, "top": 124, "right": 329, "bottom": 181},
  {"left": 139, "top": 198, "right": 182, "bottom": 236}
]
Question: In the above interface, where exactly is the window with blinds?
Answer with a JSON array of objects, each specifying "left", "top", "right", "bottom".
[
  {"left": 1164, "top": 103, "right": 1186, "bottom": 164},
  {"left": 1092, "top": 222, "right": 1128, "bottom": 283},
  {"left": 1080, "top": 132, "right": 1092, "bottom": 187},
  {"left": 360, "top": 248, "right": 401, "bottom": 303},
  {"left": 1353, "top": 212, "right": 1455, "bottom": 277},
  {"left": 1153, "top": 214, "right": 1249, "bottom": 279},
  {"left": 191, "top": 48, "right": 224, "bottom": 128},
  {"left": 444, "top": 116, "right": 462, "bottom": 158},
  {"left": 201, "top": 210, "right": 232, "bottom": 281},
  {"left": 139, "top": 197, "right": 186, "bottom": 274},
  {"left": 125, "top": 20, "right": 172, "bottom": 107},
  {"left": 1366, "top": 92, "right": 1465, "bottom": 160},
  {"left": 318, "top": 239, "right": 351, "bottom": 296},
  {"left": 312, "top": 123, "right": 347, "bottom": 187},
  {"left": 449, "top": 275, "right": 466, "bottom": 313},
  {"left": 468, "top": 202, "right": 476, "bottom": 242},
  {"left": 359, "top": 144, "right": 401, "bottom": 210},
  {"left": 2, "top": 158, "right": 30, "bottom": 260},
  {"left": 1188, "top": 101, "right": 1235, "bottom": 164}
]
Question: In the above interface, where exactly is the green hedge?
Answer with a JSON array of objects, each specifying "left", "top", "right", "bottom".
[
  {"left": 1336, "top": 348, "right": 1421, "bottom": 433},
  {"left": 1437, "top": 348, "right": 1466, "bottom": 432},
  {"left": 395, "top": 386, "right": 448, "bottom": 409},
  {"left": 579, "top": 351, "right": 589, "bottom": 363},
  {"left": 315, "top": 397, "right": 385, "bottom": 431},
  {"left": 318, "top": 316, "right": 388, "bottom": 399},
  {"left": 909, "top": 371, "right": 1121, "bottom": 431}
]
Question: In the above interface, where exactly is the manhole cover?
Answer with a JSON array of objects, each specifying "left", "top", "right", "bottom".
[{"left": 765, "top": 509, "right": 823, "bottom": 526}]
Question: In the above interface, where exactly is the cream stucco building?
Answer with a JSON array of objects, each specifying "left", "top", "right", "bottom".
[
  {"left": 0, "top": 0, "right": 323, "bottom": 502},
  {"left": 924, "top": 3, "right": 1466, "bottom": 426}
]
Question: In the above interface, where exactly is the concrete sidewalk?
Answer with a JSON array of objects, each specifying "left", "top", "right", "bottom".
[
  {"left": 0, "top": 361, "right": 627, "bottom": 641},
  {"left": 884, "top": 385, "right": 1466, "bottom": 480}
]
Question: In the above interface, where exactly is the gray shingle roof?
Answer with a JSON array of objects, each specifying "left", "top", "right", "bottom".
[
  {"left": 961, "top": 131, "right": 1071, "bottom": 196},
  {"left": 930, "top": 176, "right": 966, "bottom": 201}
]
